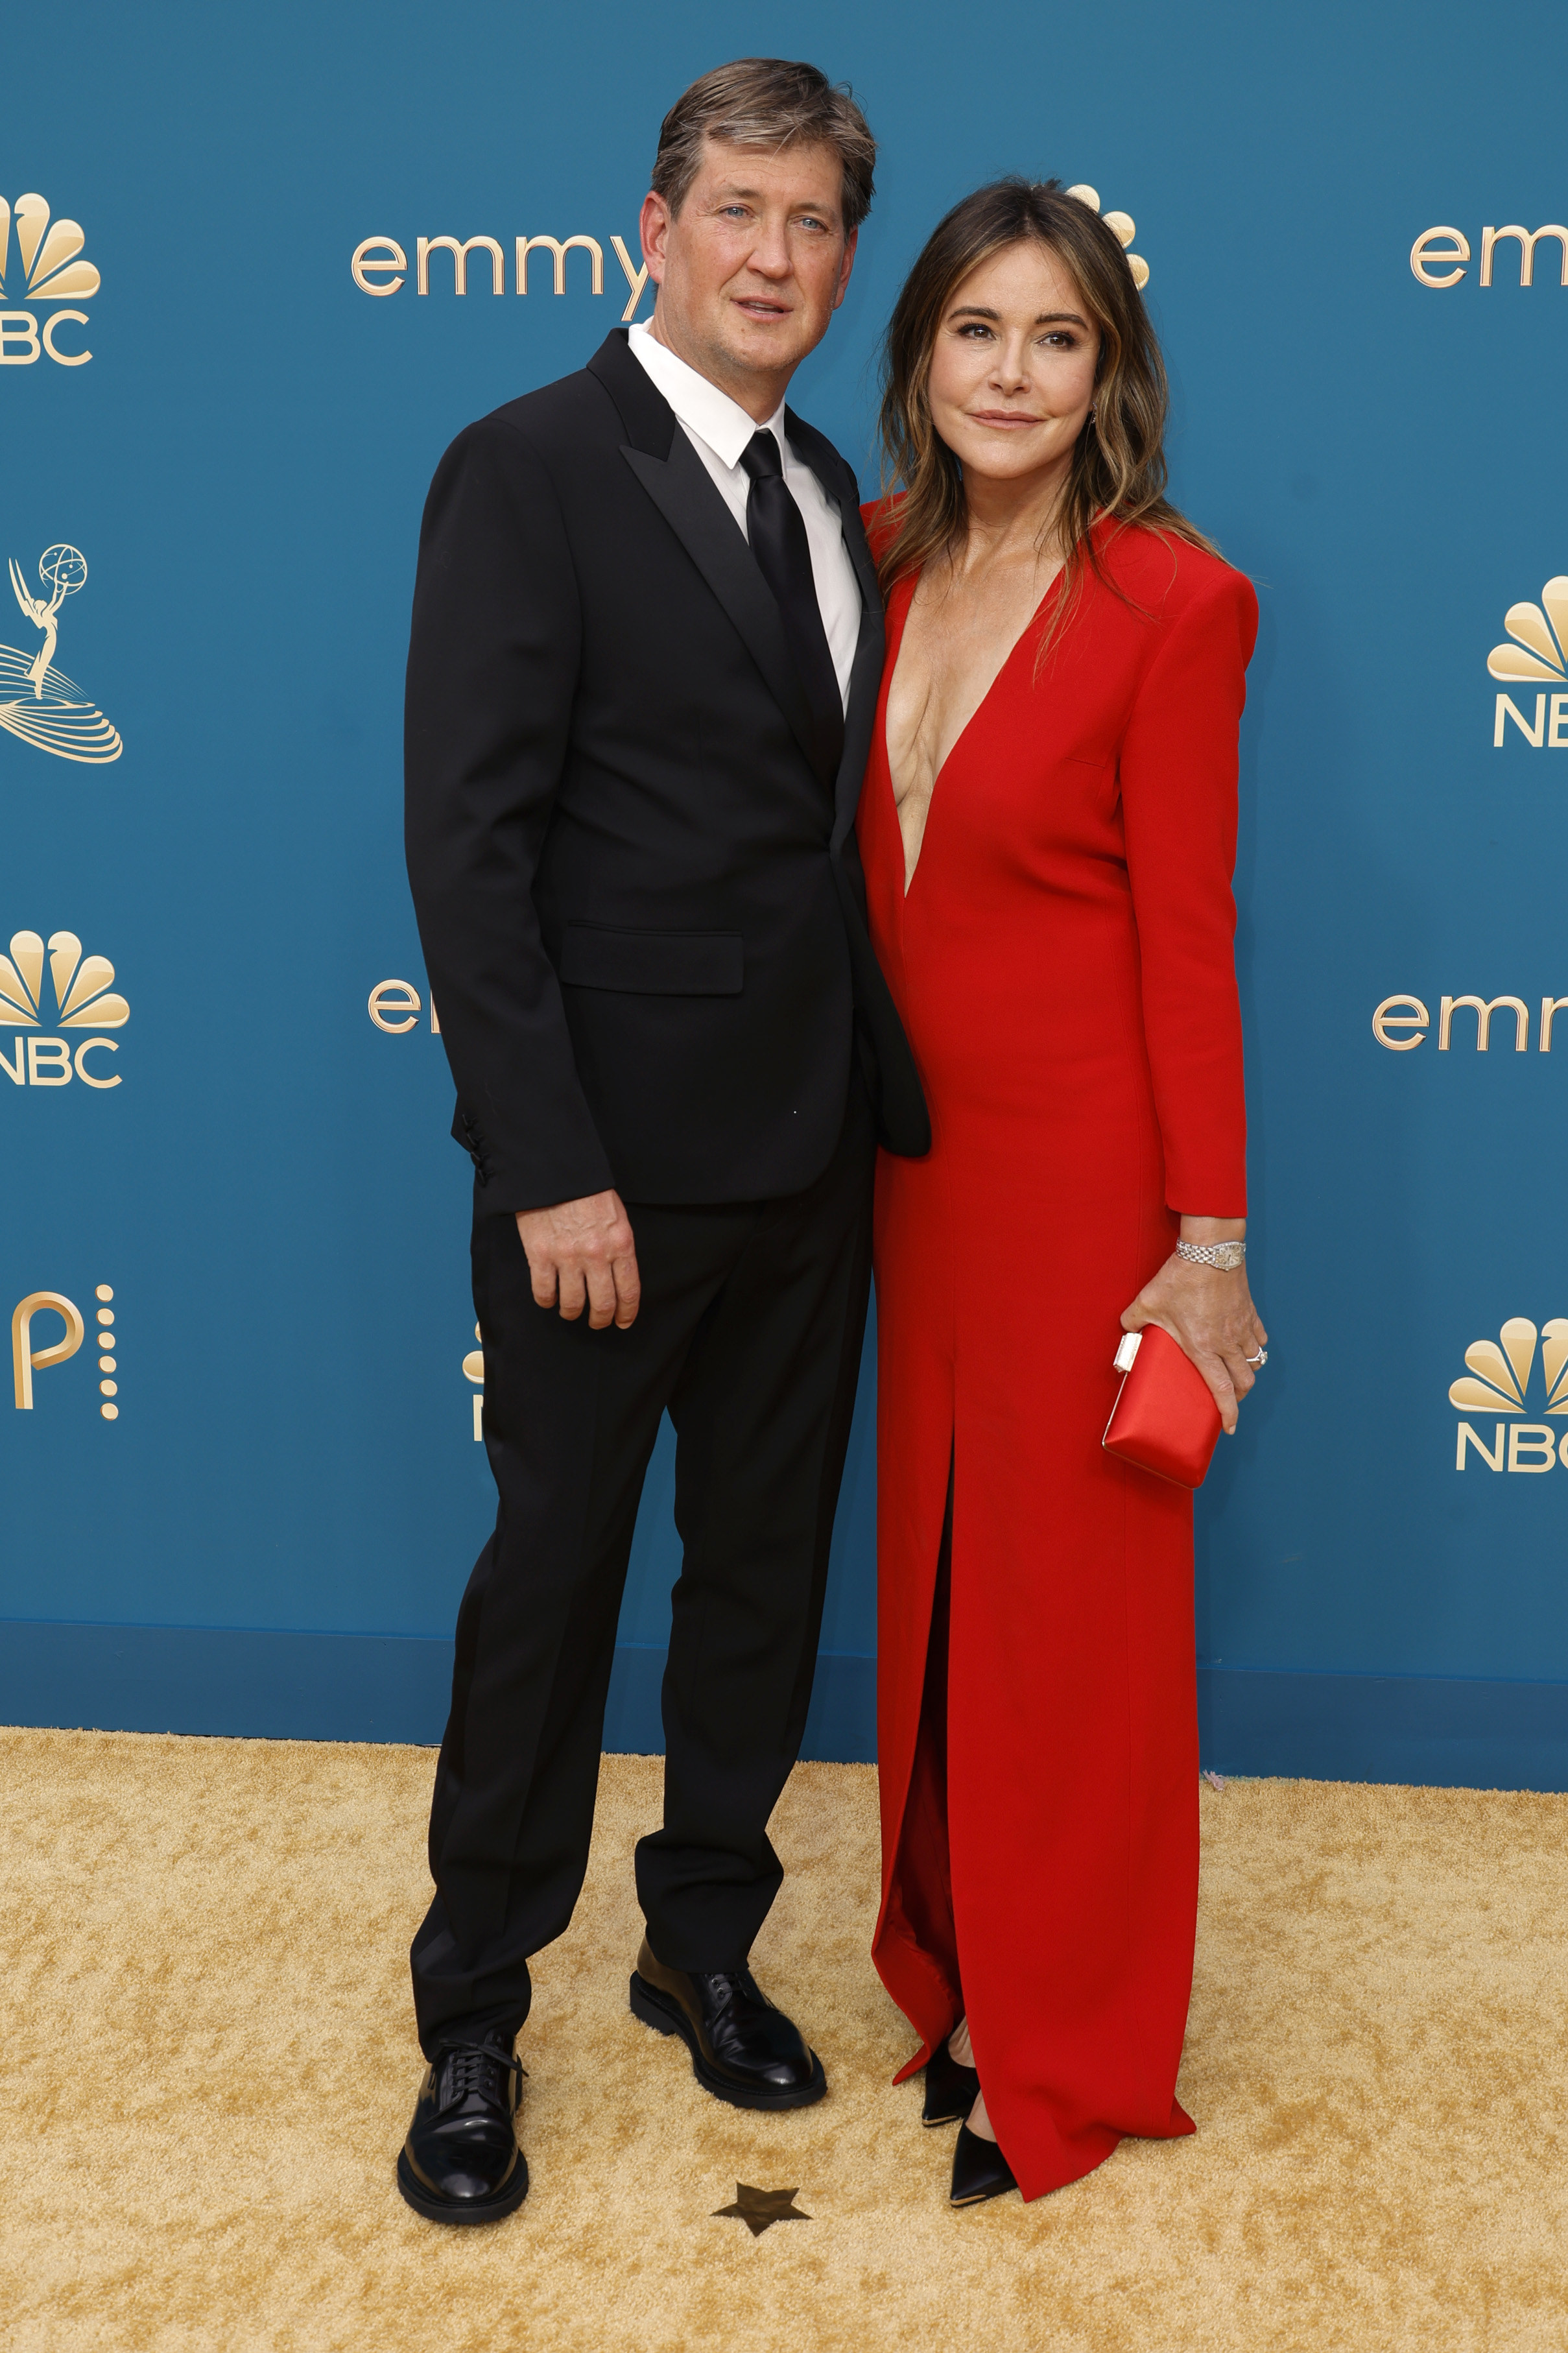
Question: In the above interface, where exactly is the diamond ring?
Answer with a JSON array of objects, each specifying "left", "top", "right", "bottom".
[{"left": 1245, "top": 1348, "right": 1268, "bottom": 1368}]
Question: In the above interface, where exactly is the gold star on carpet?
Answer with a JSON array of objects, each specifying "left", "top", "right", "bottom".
[{"left": 711, "top": 2183, "right": 812, "bottom": 2238}]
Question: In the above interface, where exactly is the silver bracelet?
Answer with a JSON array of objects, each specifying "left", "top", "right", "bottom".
[{"left": 1176, "top": 1239, "right": 1246, "bottom": 1272}]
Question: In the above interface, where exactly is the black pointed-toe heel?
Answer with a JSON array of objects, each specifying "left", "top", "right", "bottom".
[
  {"left": 950, "top": 2121, "right": 1019, "bottom": 2207},
  {"left": 921, "top": 2035, "right": 981, "bottom": 2127}
]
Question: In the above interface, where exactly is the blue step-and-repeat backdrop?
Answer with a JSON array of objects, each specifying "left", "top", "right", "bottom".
[{"left": 5, "top": 0, "right": 1567, "bottom": 1786}]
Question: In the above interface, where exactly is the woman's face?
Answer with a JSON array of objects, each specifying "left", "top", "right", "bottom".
[{"left": 925, "top": 239, "right": 1102, "bottom": 487}]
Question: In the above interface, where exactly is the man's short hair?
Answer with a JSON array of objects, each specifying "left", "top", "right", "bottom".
[{"left": 652, "top": 58, "right": 875, "bottom": 233}]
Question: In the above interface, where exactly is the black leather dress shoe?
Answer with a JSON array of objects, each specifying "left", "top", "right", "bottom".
[
  {"left": 922, "top": 2033, "right": 980, "bottom": 2127},
  {"left": 396, "top": 2038, "right": 529, "bottom": 2225},
  {"left": 950, "top": 2120, "right": 1019, "bottom": 2207},
  {"left": 630, "top": 1936, "right": 826, "bottom": 2110}
]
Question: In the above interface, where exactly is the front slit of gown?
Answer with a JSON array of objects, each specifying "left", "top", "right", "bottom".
[{"left": 887, "top": 1448, "right": 961, "bottom": 2007}]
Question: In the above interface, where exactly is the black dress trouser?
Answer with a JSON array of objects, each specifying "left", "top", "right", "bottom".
[{"left": 410, "top": 1081, "right": 875, "bottom": 2056}]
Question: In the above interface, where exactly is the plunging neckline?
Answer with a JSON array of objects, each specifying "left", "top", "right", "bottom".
[{"left": 885, "top": 564, "right": 1065, "bottom": 898}]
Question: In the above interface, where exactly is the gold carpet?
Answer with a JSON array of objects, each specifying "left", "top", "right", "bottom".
[{"left": 1, "top": 1732, "right": 1565, "bottom": 2352}]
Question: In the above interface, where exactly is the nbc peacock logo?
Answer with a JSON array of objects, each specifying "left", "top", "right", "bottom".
[
  {"left": 0, "top": 930, "right": 128, "bottom": 1090},
  {"left": 0, "top": 195, "right": 98, "bottom": 368},
  {"left": 1488, "top": 577, "right": 1568, "bottom": 749},
  {"left": 1450, "top": 1317, "right": 1568, "bottom": 1470},
  {"left": 1, "top": 545, "right": 121, "bottom": 763}
]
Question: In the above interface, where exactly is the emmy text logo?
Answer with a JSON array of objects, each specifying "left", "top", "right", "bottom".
[
  {"left": 11, "top": 1282, "right": 120, "bottom": 1419},
  {"left": 463, "top": 1324, "right": 484, "bottom": 1442},
  {"left": 0, "top": 195, "right": 97, "bottom": 365},
  {"left": 368, "top": 978, "right": 439, "bottom": 1035},
  {"left": 0, "top": 931, "right": 128, "bottom": 1088},
  {"left": 351, "top": 229, "right": 650, "bottom": 320},
  {"left": 1451, "top": 1318, "right": 1568, "bottom": 1471},
  {"left": 1372, "top": 993, "right": 1568, "bottom": 1052},
  {"left": 2, "top": 545, "right": 121, "bottom": 763},
  {"left": 1487, "top": 577, "right": 1568, "bottom": 749},
  {"left": 1412, "top": 222, "right": 1568, "bottom": 290}
]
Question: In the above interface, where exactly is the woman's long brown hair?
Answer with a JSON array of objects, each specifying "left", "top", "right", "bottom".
[{"left": 875, "top": 178, "right": 1218, "bottom": 654}]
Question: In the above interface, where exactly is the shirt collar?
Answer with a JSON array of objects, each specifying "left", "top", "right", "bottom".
[{"left": 628, "top": 319, "right": 783, "bottom": 472}]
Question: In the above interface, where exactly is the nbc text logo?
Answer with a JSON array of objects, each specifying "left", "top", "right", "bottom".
[
  {"left": 351, "top": 227, "right": 651, "bottom": 320},
  {"left": 2, "top": 545, "right": 121, "bottom": 763},
  {"left": 0, "top": 195, "right": 97, "bottom": 366},
  {"left": 11, "top": 1282, "right": 120, "bottom": 1420},
  {"left": 1450, "top": 1318, "right": 1568, "bottom": 1471},
  {"left": 0, "top": 931, "right": 128, "bottom": 1088}
]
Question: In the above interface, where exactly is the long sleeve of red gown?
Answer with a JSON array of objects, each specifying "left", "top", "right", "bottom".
[{"left": 1119, "top": 564, "right": 1256, "bottom": 1217}]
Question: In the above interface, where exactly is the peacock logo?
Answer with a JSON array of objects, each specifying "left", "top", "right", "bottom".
[
  {"left": 0, "top": 196, "right": 100, "bottom": 304},
  {"left": 1488, "top": 579, "right": 1568, "bottom": 748},
  {"left": 0, "top": 196, "right": 97, "bottom": 368},
  {"left": 1065, "top": 187, "right": 1149, "bottom": 289},
  {"left": 1450, "top": 1319, "right": 1568, "bottom": 1414},
  {"left": 1451, "top": 1317, "right": 1568, "bottom": 1471},
  {"left": 1, "top": 545, "right": 121, "bottom": 763},
  {"left": 0, "top": 930, "right": 128, "bottom": 1090},
  {"left": 1488, "top": 582, "right": 1568, "bottom": 686}
]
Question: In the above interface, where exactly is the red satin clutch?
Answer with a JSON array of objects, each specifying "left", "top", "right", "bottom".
[{"left": 1102, "top": 1325, "right": 1222, "bottom": 1488}]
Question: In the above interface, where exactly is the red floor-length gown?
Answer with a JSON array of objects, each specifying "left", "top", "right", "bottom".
[{"left": 859, "top": 516, "right": 1257, "bottom": 2202}]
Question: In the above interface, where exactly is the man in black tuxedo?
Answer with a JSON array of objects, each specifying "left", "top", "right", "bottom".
[{"left": 398, "top": 57, "right": 927, "bottom": 2224}]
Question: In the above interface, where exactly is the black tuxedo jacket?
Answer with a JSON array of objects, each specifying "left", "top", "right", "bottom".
[{"left": 404, "top": 328, "right": 929, "bottom": 1213}]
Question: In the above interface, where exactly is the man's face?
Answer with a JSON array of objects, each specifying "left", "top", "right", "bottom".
[{"left": 640, "top": 136, "right": 858, "bottom": 413}]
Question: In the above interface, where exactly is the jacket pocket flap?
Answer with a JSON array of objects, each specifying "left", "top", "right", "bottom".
[{"left": 560, "top": 923, "right": 744, "bottom": 996}]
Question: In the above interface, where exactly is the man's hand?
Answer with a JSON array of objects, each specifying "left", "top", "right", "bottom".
[{"left": 515, "top": 1191, "right": 641, "bottom": 1330}]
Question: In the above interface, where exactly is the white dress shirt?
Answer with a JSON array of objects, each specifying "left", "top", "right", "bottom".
[{"left": 628, "top": 318, "right": 862, "bottom": 710}]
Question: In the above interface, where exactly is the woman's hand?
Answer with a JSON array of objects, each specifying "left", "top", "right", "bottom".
[{"left": 1121, "top": 1243, "right": 1268, "bottom": 1435}]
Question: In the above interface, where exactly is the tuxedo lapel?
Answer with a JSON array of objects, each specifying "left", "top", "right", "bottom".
[
  {"left": 619, "top": 437, "right": 824, "bottom": 782},
  {"left": 586, "top": 329, "right": 676, "bottom": 457},
  {"left": 589, "top": 333, "right": 824, "bottom": 782},
  {"left": 588, "top": 332, "right": 888, "bottom": 816}
]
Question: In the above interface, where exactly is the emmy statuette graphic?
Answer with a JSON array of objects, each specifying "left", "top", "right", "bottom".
[{"left": 1, "top": 543, "right": 122, "bottom": 763}]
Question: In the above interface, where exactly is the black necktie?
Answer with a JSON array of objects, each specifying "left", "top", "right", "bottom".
[{"left": 740, "top": 429, "right": 845, "bottom": 785}]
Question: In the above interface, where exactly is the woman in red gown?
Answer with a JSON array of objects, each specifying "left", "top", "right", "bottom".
[{"left": 858, "top": 181, "right": 1268, "bottom": 2207}]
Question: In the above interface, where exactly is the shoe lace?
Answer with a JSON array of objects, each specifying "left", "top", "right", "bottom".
[
  {"left": 434, "top": 2040, "right": 526, "bottom": 2109},
  {"left": 704, "top": 1970, "right": 762, "bottom": 2011}
]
